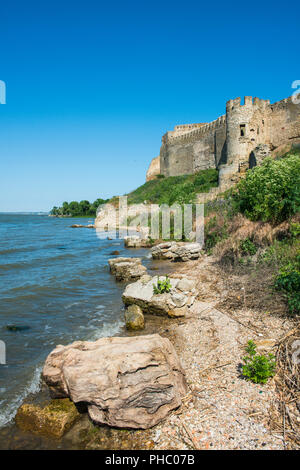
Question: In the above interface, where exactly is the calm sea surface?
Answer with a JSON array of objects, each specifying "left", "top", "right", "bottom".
[{"left": 0, "top": 213, "right": 155, "bottom": 429}]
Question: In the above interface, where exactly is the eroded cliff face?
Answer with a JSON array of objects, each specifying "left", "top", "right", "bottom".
[{"left": 146, "top": 156, "right": 160, "bottom": 181}]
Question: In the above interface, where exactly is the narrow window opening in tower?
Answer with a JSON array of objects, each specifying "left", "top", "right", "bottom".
[
  {"left": 240, "top": 124, "right": 246, "bottom": 137},
  {"left": 257, "top": 127, "right": 260, "bottom": 135}
]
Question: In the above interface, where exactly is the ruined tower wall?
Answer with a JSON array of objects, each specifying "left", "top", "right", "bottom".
[
  {"left": 149, "top": 94, "right": 300, "bottom": 186},
  {"left": 160, "top": 115, "right": 226, "bottom": 177},
  {"left": 223, "top": 97, "right": 271, "bottom": 177},
  {"left": 269, "top": 97, "right": 300, "bottom": 148}
]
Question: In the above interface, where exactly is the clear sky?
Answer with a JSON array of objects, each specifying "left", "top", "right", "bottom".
[{"left": 0, "top": 0, "right": 299, "bottom": 212}]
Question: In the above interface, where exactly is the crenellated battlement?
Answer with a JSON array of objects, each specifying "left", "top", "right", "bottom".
[
  {"left": 174, "top": 123, "right": 205, "bottom": 131},
  {"left": 270, "top": 96, "right": 293, "bottom": 111},
  {"left": 226, "top": 96, "right": 271, "bottom": 112},
  {"left": 163, "top": 114, "right": 226, "bottom": 145},
  {"left": 147, "top": 93, "right": 300, "bottom": 183}
]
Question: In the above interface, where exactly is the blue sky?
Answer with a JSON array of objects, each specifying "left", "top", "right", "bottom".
[{"left": 0, "top": 0, "right": 299, "bottom": 211}]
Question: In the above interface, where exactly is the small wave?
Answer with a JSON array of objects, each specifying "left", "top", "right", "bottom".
[
  {"left": 0, "top": 253, "right": 77, "bottom": 273},
  {"left": 0, "top": 262, "right": 26, "bottom": 271},
  {"left": 89, "top": 318, "right": 123, "bottom": 341},
  {"left": 0, "top": 247, "right": 37, "bottom": 255},
  {"left": 1, "top": 284, "right": 78, "bottom": 302},
  {"left": 0, "top": 366, "right": 42, "bottom": 428},
  {"left": 64, "top": 301, "right": 82, "bottom": 310}
]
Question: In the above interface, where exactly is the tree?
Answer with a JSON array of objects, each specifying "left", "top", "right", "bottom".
[{"left": 79, "top": 200, "right": 91, "bottom": 215}]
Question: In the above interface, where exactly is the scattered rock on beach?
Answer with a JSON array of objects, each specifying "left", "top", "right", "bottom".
[
  {"left": 122, "top": 275, "right": 196, "bottom": 317},
  {"left": 6, "top": 324, "right": 30, "bottom": 332},
  {"left": 42, "top": 334, "right": 187, "bottom": 429},
  {"left": 15, "top": 399, "right": 80, "bottom": 438},
  {"left": 124, "top": 236, "right": 154, "bottom": 248},
  {"left": 124, "top": 304, "right": 145, "bottom": 330},
  {"left": 108, "top": 257, "right": 147, "bottom": 281},
  {"left": 70, "top": 224, "right": 95, "bottom": 228},
  {"left": 151, "top": 242, "right": 201, "bottom": 262}
]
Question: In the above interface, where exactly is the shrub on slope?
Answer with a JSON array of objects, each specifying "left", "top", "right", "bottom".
[{"left": 233, "top": 154, "right": 300, "bottom": 223}]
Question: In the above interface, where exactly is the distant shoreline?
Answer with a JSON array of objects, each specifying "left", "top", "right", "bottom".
[{"left": 49, "top": 214, "right": 95, "bottom": 218}]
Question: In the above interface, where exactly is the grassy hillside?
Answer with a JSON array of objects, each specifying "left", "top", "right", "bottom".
[
  {"left": 126, "top": 169, "right": 218, "bottom": 205},
  {"left": 204, "top": 148, "right": 300, "bottom": 316}
]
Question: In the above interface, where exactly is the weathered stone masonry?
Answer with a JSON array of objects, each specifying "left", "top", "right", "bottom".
[{"left": 146, "top": 95, "right": 300, "bottom": 189}]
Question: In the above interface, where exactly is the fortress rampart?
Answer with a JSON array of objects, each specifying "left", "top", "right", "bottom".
[{"left": 146, "top": 94, "right": 300, "bottom": 189}]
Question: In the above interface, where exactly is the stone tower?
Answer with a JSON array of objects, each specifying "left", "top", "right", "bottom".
[
  {"left": 146, "top": 94, "right": 300, "bottom": 190},
  {"left": 218, "top": 96, "right": 271, "bottom": 186}
]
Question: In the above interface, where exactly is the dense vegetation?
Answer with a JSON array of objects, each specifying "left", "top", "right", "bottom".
[
  {"left": 50, "top": 198, "right": 109, "bottom": 217},
  {"left": 233, "top": 154, "right": 300, "bottom": 223},
  {"left": 204, "top": 147, "right": 300, "bottom": 316},
  {"left": 126, "top": 169, "right": 219, "bottom": 205}
]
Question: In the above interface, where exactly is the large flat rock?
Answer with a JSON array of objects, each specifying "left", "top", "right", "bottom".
[
  {"left": 122, "top": 275, "right": 196, "bottom": 317},
  {"left": 108, "top": 257, "right": 147, "bottom": 281},
  {"left": 151, "top": 242, "right": 202, "bottom": 262},
  {"left": 124, "top": 236, "right": 153, "bottom": 248}
]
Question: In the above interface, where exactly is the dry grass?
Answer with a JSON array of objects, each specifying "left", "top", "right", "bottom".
[
  {"left": 270, "top": 325, "right": 300, "bottom": 449},
  {"left": 215, "top": 263, "right": 289, "bottom": 316},
  {"left": 205, "top": 213, "right": 300, "bottom": 317},
  {"left": 210, "top": 213, "right": 298, "bottom": 265}
]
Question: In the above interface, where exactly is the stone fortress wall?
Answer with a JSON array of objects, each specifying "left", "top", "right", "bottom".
[{"left": 146, "top": 95, "right": 300, "bottom": 191}]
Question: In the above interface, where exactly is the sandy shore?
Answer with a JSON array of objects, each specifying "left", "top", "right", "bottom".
[
  {"left": 2, "top": 254, "right": 298, "bottom": 450},
  {"left": 137, "top": 255, "right": 296, "bottom": 450},
  {"left": 61, "top": 254, "right": 297, "bottom": 450}
]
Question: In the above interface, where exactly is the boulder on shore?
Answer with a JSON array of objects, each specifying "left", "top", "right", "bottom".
[
  {"left": 124, "top": 304, "right": 145, "bottom": 330},
  {"left": 42, "top": 334, "right": 187, "bottom": 429},
  {"left": 109, "top": 250, "right": 120, "bottom": 256},
  {"left": 151, "top": 242, "right": 201, "bottom": 262},
  {"left": 108, "top": 257, "right": 147, "bottom": 281},
  {"left": 15, "top": 399, "right": 80, "bottom": 438},
  {"left": 122, "top": 275, "right": 196, "bottom": 318},
  {"left": 70, "top": 224, "right": 95, "bottom": 229},
  {"left": 124, "top": 236, "right": 154, "bottom": 248}
]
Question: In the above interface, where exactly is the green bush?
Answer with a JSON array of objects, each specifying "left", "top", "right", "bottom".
[
  {"left": 153, "top": 276, "right": 172, "bottom": 294},
  {"left": 234, "top": 155, "right": 300, "bottom": 223},
  {"left": 290, "top": 222, "right": 300, "bottom": 239},
  {"left": 242, "top": 340, "right": 276, "bottom": 384},
  {"left": 275, "top": 257, "right": 300, "bottom": 315},
  {"left": 239, "top": 238, "right": 257, "bottom": 256}
]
